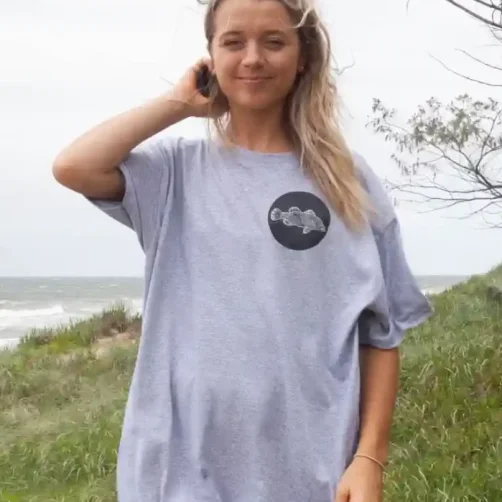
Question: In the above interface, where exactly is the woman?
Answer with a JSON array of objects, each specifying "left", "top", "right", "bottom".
[{"left": 53, "top": 0, "right": 432, "bottom": 501}]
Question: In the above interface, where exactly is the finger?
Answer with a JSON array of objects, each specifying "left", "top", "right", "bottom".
[
  {"left": 205, "top": 58, "right": 214, "bottom": 72},
  {"left": 193, "top": 57, "right": 213, "bottom": 72}
]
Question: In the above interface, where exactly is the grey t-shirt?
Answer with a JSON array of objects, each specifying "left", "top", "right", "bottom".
[{"left": 89, "top": 135, "right": 432, "bottom": 502}]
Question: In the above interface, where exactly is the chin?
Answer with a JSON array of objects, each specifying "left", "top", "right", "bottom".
[{"left": 228, "top": 92, "right": 284, "bottom": 112}]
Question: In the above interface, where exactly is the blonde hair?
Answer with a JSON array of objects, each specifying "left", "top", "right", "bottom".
[{"left": 197, "top": 0, "right": 369, "bottom": 230}]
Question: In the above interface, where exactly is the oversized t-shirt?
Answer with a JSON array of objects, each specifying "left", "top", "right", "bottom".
[{"left": 88, "top": 135, "right": 432, "bottom": 502}]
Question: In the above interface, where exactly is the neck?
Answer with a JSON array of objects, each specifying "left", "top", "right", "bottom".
[{"left": 226, "top": 104, "right": 292, "bottom": 154}]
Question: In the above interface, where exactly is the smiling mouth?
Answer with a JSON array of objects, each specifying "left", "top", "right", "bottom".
[{"left": 237, "top": 77, "right": 272, "bottom": 82}]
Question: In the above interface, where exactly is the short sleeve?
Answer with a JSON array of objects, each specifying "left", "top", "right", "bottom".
[
  {"left": 359, "top": 218, "right": 433, "bottom": 349},
  {"left": 87, "top": 135, "right": 177, "bottom": 253},
  {"left": 353, "top": 151, "right": 433, "bottom": 348}
]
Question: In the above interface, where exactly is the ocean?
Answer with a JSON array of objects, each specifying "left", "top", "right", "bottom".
[
  {"left": 0, "top": 277, "right": 143, "bottom": 350},
  {"left": 0, "top": 275, "right": 467, "bottom": 350}
]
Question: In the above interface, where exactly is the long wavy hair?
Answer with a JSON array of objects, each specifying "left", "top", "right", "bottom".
[{"left": 197, "top": 0, "right": 369, "bottom": 230}]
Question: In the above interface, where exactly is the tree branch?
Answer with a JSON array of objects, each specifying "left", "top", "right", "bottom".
[
  {"left": 456, "top": 48, "right": 502, "bottom": 72},
  {"left": 444, "top": 0, "right": 502, "bottom": 29},
  {"left": 471, "top": 0, "right": 502, "bottom": 14},
  {"left": 367, "top": 95, "right": 502, "bottom": 226},
  {"left": 427, "top": 52, "right": 502, "bottom": 87}
]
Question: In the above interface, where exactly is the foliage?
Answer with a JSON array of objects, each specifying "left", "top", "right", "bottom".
[{"left": 368, "top": 94, "right": 502, "bottom": 226}]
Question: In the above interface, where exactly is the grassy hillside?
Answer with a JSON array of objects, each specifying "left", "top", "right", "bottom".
[{"left": 1, "top": 268, "right": 502, "bottom": 501}]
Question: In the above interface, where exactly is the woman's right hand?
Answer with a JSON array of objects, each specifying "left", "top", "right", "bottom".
[{"left": 168, "top": 58, "right": 226, "bottom": 119}]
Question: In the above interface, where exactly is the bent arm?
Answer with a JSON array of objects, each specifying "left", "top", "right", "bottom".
[{"left": 52, "top": 93, "right": 189, "bottom": 200}]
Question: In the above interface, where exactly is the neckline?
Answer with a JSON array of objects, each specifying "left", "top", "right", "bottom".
[{"left": 211, "top": 140, "right": 300, "bottom": 168}]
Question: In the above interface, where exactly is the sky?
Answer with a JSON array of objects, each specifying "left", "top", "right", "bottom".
[{"left": 1, "top": 0, "right": 501, "bottom": 277}]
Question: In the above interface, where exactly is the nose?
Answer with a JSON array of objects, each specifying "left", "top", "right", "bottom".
[{"left": 242, "top": 41, "right": 264, "bottom": 68}]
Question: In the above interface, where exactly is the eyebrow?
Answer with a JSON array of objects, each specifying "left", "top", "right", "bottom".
[{"left": 219, "top": 29, "right": 288, "bottom": 37}]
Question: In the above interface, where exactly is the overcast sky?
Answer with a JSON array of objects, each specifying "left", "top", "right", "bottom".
[{"left": 1, "top": 0, "right": 501, "bottom": 277}]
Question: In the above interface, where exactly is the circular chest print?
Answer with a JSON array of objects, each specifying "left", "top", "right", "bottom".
[{"left": 268, "top": 192, "right": 331, "bottom": 250}]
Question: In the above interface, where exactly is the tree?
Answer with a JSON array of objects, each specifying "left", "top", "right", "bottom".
[
  {"left": 405, "top": 0, "right": 502, "bottom": 86},
  {"left": 443, "top": 0, "right": 502, "bottom": 30},
  {"left": 434, "top": 1, "right": 502, "bottom": 87},
  {"left": 367, "top": 94, "right": 502, "bottom": 226}
]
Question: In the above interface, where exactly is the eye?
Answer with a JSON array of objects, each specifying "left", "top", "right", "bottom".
[
  {"left": 265, "top": 39, "right": 285, "bottom": 49},
  {"left": 222, "top": 40, "right": 243, "bottom": 49}
]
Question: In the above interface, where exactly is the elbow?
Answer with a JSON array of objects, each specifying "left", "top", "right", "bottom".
[
  {"left": 52, "top": 152, "right": 80, "bottom": 188},
  {"left": 52, "top": 160, "right": 68, "bottom": 186}
]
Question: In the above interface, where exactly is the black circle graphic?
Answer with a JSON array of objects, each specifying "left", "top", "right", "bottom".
[{"left": 268, "top": 192, "right": 331, "bottom": 250}]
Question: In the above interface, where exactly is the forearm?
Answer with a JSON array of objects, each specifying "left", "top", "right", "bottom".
[
  {"left": 54, "top": 93, "right": 189, "bottom": 174},
  {"left": 356, "top": 346, "right": 400, "bottom": 464}
]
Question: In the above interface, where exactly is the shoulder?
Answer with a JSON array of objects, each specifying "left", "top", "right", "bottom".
[
  {"left": 154, "top": 135, "right": 211, "bottom": 166},
  {"left": 350, "top": 150, "right": 385, "bottom": 194},
  {"left": 151, "top": 134, "right": 206, "bottom": 156},
  {"left": 350, "top": 150, "right": 396, "bottom": 233}
]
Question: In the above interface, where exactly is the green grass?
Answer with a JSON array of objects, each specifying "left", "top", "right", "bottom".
[
  {"left": 0, "top": 305, "right": 139, "bottom": 502},
  {"left": 1, "top": 269, "right": 501, "bottom": 501}
]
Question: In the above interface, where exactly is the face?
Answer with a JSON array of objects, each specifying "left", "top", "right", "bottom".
[{"left": 210, "top": 0, "right": 304, "bottom": 112}]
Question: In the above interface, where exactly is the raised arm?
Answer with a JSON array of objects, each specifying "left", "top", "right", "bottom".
[{"left": 52, "top": 59, "right": 216, "bottom": 201}]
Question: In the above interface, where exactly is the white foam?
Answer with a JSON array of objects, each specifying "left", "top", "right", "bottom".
[
  {"left": 0, "top": 297, "right": 143, "bottom": 352},
  {"left": 422, "top": 286, "right": 448, "bottom": 296},
  {"left": 0, "top": 306, "right": 67, "bottom": 332},
  {"left": 0, "top": 338, "right": 20, "bottom": 350},
  {"left": 131, "top": 299, "right": 143, "bottom": 314},
  {"left": 0, "top": 305, "right": 65, "bottom": 320}
]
